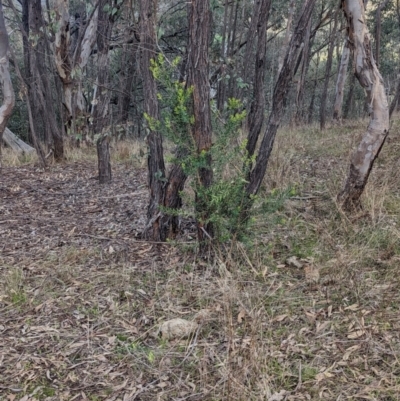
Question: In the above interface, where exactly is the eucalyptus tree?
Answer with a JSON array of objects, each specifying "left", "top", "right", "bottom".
[
  {"left": 94, "top": 0, "right": 119, "bottom": 184},
  {"left": 0, "top": 2, "right": 14, "bottom": 166},
  {"left": 246, "top": 0, "right": 317, "bottom": 197},
  {"left": 338, "top": 0, "right": 389, "bottom": 210},
  {"left": 53, "top": 0, "right": 99, "bottom": 139},
  {"left": 139, "top": 0, "right": 167, "bottom": 240},
  {"left": 245, "top": 0, "right": 272, "bottom": 158},
  {"left": 28, "top": 0, "right": 64, "bottom": 160},
  {"left": 332, "top": 38, "right": 350, "bottom": 123},
  {"left": 187, "top": 0, "right": 214, "bottom": 245}
]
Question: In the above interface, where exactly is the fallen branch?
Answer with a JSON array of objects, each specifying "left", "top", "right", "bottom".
[{"left": 3, "top": 128, "right": 35, "bottom": 154}]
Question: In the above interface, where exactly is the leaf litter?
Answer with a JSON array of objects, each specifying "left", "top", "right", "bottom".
[{"left": 1, "top": 160, "right": 400, "bottom": 400}]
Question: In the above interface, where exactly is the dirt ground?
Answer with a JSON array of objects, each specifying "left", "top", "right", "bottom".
[
  {"left": 1, "top": 152, "right": 400, "bottom": 401},
  {"left": 0, "top": 162, "right": 183, "bottom": 400}
]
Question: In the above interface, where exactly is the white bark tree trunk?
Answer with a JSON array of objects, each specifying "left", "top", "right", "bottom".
[
  {"left": 338, "top": 0, "right": 390, "bottom": 210},
  {"left": 332, "top": 38, "right": 350, "bottom": 123},
  {"left": 53, "top": 1, "right": 98, "bottom": 132},
  {"left": 0, "top": 2, "right": 15, "bottom": 167},
  {"left": 3, "top": 128, "right": 35, "bottom": 154}
]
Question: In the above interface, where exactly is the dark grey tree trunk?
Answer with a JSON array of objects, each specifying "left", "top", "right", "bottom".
[
  {"left": 294, "top": 17, "right": 312, "bottom": 125},
  {"left": 374, "top": 0, "right": 390, "bottom": 68},
  {"left": 187, "top": 0, "right": 214, "bottom": 246},
  {"left": 140, "top": 0, "right": 167, "bottom": 240},
  {"left": 320, "top": 8, "right": 339, "bottom": 130},
  {"left": 28, "top": 0, "right": 64, "bottom": 160},
  {"left": 308, "top": 54, "right": 320, "bottom": 124},
  {"left": 389, "top": 0, "right": 400, "bottom": 118},
  {"left": 246, "top": 0, "right": 316, "bottom": 197},
  {"left": 117, "top": 2, "right": 138, "bottom": 129},
  {"left": 94, "top": 0, "right": 116, "bottom": 184},
  {"left": 332, "top": 38, "right": 350, "bottom": 123},
  {"left": 246, "top": 0, "right": 272, "bottom": 158}
]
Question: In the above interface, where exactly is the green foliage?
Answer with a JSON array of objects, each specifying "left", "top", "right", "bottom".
[{"left": 150, "top": 54, "right": 255, "bottom": 241}]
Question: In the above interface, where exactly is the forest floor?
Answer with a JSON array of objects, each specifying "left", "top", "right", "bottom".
[{"left": 1, "top": 122, "right": 400, "bottom": 401}]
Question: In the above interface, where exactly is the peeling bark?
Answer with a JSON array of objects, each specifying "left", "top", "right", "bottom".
[
  {"left": 53, "top": 0, "right": 98, "bottom": 136},
  {"left": 338, "top": 0, "right": 390, "bottom": 211}
]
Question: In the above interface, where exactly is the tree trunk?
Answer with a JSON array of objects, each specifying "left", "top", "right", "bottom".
[
  {"left": 117, "top": 3, "right": 138, "bottom": 129},
  {"left": 338, "top": 0, "right": 390, "bottom": 211},
  {"left": 246, "top": 0, "right": 271, "bottom": 158},
  {"left": 332, "top": 38, "right": 350, "bottom": 123},
  {"left": 53, "top": 0, "right": 98, "bottom": 138},
  {"left": 0, "top": 2, "right": 15, "bottom": 167},
  {"left": 389, "top": 0, "right": 400, "bottom": 118},
  {"left": 3, "top": 128, "right": 35, "bottom": 154},
  {"left": 140, "top": 0, "right": 167, "bottom": 240},
  {"left": 246, "top": 0, "right": 316, "bottom": 197},
  {"left": 187, "top": 0, "right": 214, "bottom": 246},
  {"left": 294, "top": 16, "right": 312, "bottom": 124},
  {"left": 28, "top": 0, "right": 64, "bottom": 160},
  {"left": 216, "top": 0, "right": 232, "bottom": 112},
  {"left": 277, "top": 0, "right": 296, "bottom": 76},
  {"left": 320, "top": 8, "right": 339, "bottom": 130},
  {"left": 226, "top": 0, "right": 240, "bottom": 100},
  {"left": 239, "top": 0, "right": 261, "bottom": 102},
  {"left": 374, "top": 0, "right": 390, "bottom": 68},
  {"left": 307, "top": 53, "right": 320, "bottom": 124},
  {"left": 94, "top": 0, "right": 116, "bottom": 184},
  {"left": 161, "top": 148, "right": 188, "bottom": 237}
]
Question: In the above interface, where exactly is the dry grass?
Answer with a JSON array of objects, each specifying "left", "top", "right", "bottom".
[
  {"left": 1, "top": 122, "right": 400, "bottom": 401},
  {"left": 1, "top": 138, "right": 147, "bottom": 169}
]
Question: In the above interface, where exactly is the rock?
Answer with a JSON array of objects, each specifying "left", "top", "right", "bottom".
[{"left": 158, "top": 318, "right": 198, "bottom": 340}]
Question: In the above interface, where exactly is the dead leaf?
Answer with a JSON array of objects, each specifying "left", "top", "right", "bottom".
[
  {"left": 328, "top": 305, "right": 332, "bottom": 317},
  {"left": 316, "top": 370, "right": 334, "bottom": 382},
  {"left": 342, "top": 345, "right": 361, "bottom": 361},
  {"left": 113, "top": 379, "right": 129, "bottom": 391},
  {"left": 67, "top": 226, "right": 76, "bottom": 237},
  {"left": 237, "top": 309, "right": 246, "bottom": 323},
  {"left": 316, "top": 321, "right": 331, "bottom": 333},
  {"left": 347, "top": 330, "right": 365, "bottom": 339},
  {"left": 273, "top": 314, "right": 288, "bottom": 323},
  {"left": 344, "top": 303, "right": 359, "bottom": 311}
]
